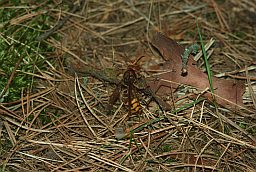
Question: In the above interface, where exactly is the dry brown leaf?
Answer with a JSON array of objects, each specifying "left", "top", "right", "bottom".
[{"left": 147, "top": 32, "right": 245, "bottom": 109}]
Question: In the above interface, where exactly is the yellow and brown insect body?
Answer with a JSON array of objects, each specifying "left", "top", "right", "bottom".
[
  {"left": 107, "top": 56, "right": 146, "bottom": 116},
  {"left": 130, "top": 98, "right": 142, "bottom": 114},
  {"left": 122, "top": 68, "right": 142, "bottom": 116},
  {"left": 121, "top": 89, "right": 142, "bottom": 115}
]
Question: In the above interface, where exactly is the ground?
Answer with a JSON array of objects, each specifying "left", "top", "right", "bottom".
[{"left": 0, "top": 1, "right": 256, "bottom": 171}]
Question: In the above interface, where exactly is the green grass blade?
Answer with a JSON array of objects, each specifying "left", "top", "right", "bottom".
[
  {"left": 196, "top": 22, "right": 214, "bottom": 94},
  {"left": 196, "top": 21, "right": 224, "bottom": 132}
]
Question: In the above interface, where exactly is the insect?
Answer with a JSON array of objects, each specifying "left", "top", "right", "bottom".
[
  {"left": 181, "top": 43, "right": 200, "bottom": 75},
  {"left": 108, "top": 56, "right": 146, "bottom": 117},
  {"left": 122, "top": 65, "right": 143, "bottom": 115}
]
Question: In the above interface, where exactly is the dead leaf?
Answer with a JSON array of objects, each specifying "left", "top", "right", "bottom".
[{"left": 147, "top": 32, "right": 245, "bottom": 109}]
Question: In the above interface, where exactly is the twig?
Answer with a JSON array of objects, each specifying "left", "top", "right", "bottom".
[
  {"left": 77, "top": 78, "right": 114, "bottom": 133},
  {"left": 36, "top": 0, "right": 86, "bottom": 41},
  {"left": 74, "top": 76, "right": 97, "bottom": 138},
  {"left": 88, "top": 152, "right": 134, "bottom": 172}
]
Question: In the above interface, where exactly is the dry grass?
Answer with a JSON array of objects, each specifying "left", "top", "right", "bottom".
[{"left": 1, "top": 0, "right": 256, "bottom": 171}]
